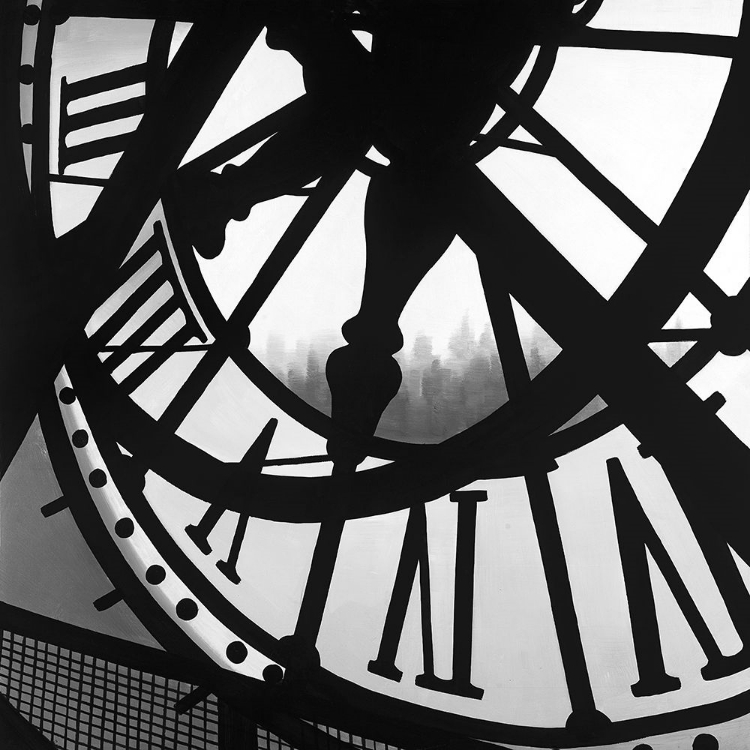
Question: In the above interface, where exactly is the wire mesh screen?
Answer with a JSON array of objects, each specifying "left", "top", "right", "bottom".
[
  {"left": 257, "top": 724, "right": 405, "bottom": 750},
  {"left": 0, "top": 624, "right": 408, "bottom": 750},
  {"left": 309, "top": 724, "right": 404, "bottom": 750},
  {"left": 0, "top": 630, "right": 220, "bottom": 750}
]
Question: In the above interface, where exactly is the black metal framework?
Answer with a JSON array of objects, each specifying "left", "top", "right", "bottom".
[{"left": 2, "top": 0, "right": 750, "bottom": 748}]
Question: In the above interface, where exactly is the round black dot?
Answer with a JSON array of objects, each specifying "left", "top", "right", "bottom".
[
  {"left": 262, "top": 664, "right": 284, "bottom": 685},
  {"left": 23, "top": 5, "right": 41, "bottom": 24},
  {"left": 176, "top": 599, "right": 198, "bottom": 621},
  {"left": 59, "top": 387, "right": 76, "bottom": 404},
  {"left": 20, "top": 123, "right": 33, "bottom": 143},
  {"left": 88, "top": 469, "right": 107, "bottom": 488},
  {"left": 19, "top": 65, "right": 34, "bottom": 84},
  {"left": 114, "top": 518, "right": 134, "bottom": 538},
  {"left": 693, "top": 735, "right": 719, "bottom": 750},
  {"left": 71, "top": 430, "right": 89, "bottom": 448},
  {"left": 226, "top": 641, "right": 247, "bottom": 664},
  {"left": 145, "top": 565, "right": 166, "bottom": 585},
  {"left": 633, "top": 745, "right": 653, "bottom": 750}
]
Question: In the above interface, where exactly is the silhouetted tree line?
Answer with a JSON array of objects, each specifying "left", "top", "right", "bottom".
[{"left": 262, "top": 315, "right": 685, "bottom": 443}]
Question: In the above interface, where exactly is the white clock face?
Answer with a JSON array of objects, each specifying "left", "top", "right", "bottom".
[{"left": 27, "top": 0, "right": 750, "bottom": 747}]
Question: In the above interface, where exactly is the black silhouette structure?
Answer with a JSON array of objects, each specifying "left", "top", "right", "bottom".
[
  {"left": 2, "top": 0, "right": 750, "bottom": 747},
  {"left": 177, "top": 0, "right": 572, "bottom": 470}
]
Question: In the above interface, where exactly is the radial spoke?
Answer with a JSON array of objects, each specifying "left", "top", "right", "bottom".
[
  {"left": 157, "top": 345, "right": 227, "bottom": 430},
  {"left": 496, "top": 87, "right": 658, "bottom": 242},
  {"left": 231, "top": 165, "right": 357, "bottom": 327},
  {"left": 561, "top": 28, "right": 737, "bottom": 58}
]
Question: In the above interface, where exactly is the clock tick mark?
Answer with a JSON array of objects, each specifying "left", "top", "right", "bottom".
[
  {"left": 93, "top": 589, "right": 123, "bottom": 612},
  {"left": 40, "top": 496, "right": 69, "bottom": 518}
]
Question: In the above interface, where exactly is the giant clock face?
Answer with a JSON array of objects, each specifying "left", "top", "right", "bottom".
[{"left": 19, "top": 0, "right": 750, "bottom": 747}]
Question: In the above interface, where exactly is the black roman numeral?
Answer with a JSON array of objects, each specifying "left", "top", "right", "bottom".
[
  {"left": 58, "top": 63, "right": 147, "bottom": 174},
  {"left": 608, "top": 458, "right": 750, "bottom": 696},
  {"left": 368, "top": 491, "right": 486, "bottom": 699},
  {"left": 185, "top": 420, "right": 277, "bottom": 584},
  {"left": 89, "top": 222, "right": 206, "bottom": 392}
]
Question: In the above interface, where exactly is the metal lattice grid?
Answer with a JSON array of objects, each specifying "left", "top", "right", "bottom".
[
  {"left": 313, "top": 724, "right": 404, "bottom": 750},
  {"left": 259, "top": 724, "right": 406, "bottom": 750},
  {"left": 0, "top": 630, "right": 220, "bottom": 750}
]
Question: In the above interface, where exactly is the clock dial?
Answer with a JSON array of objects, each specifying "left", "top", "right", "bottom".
[{"left": 19, "top": 0, "right": 750, "bottom": 747}]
